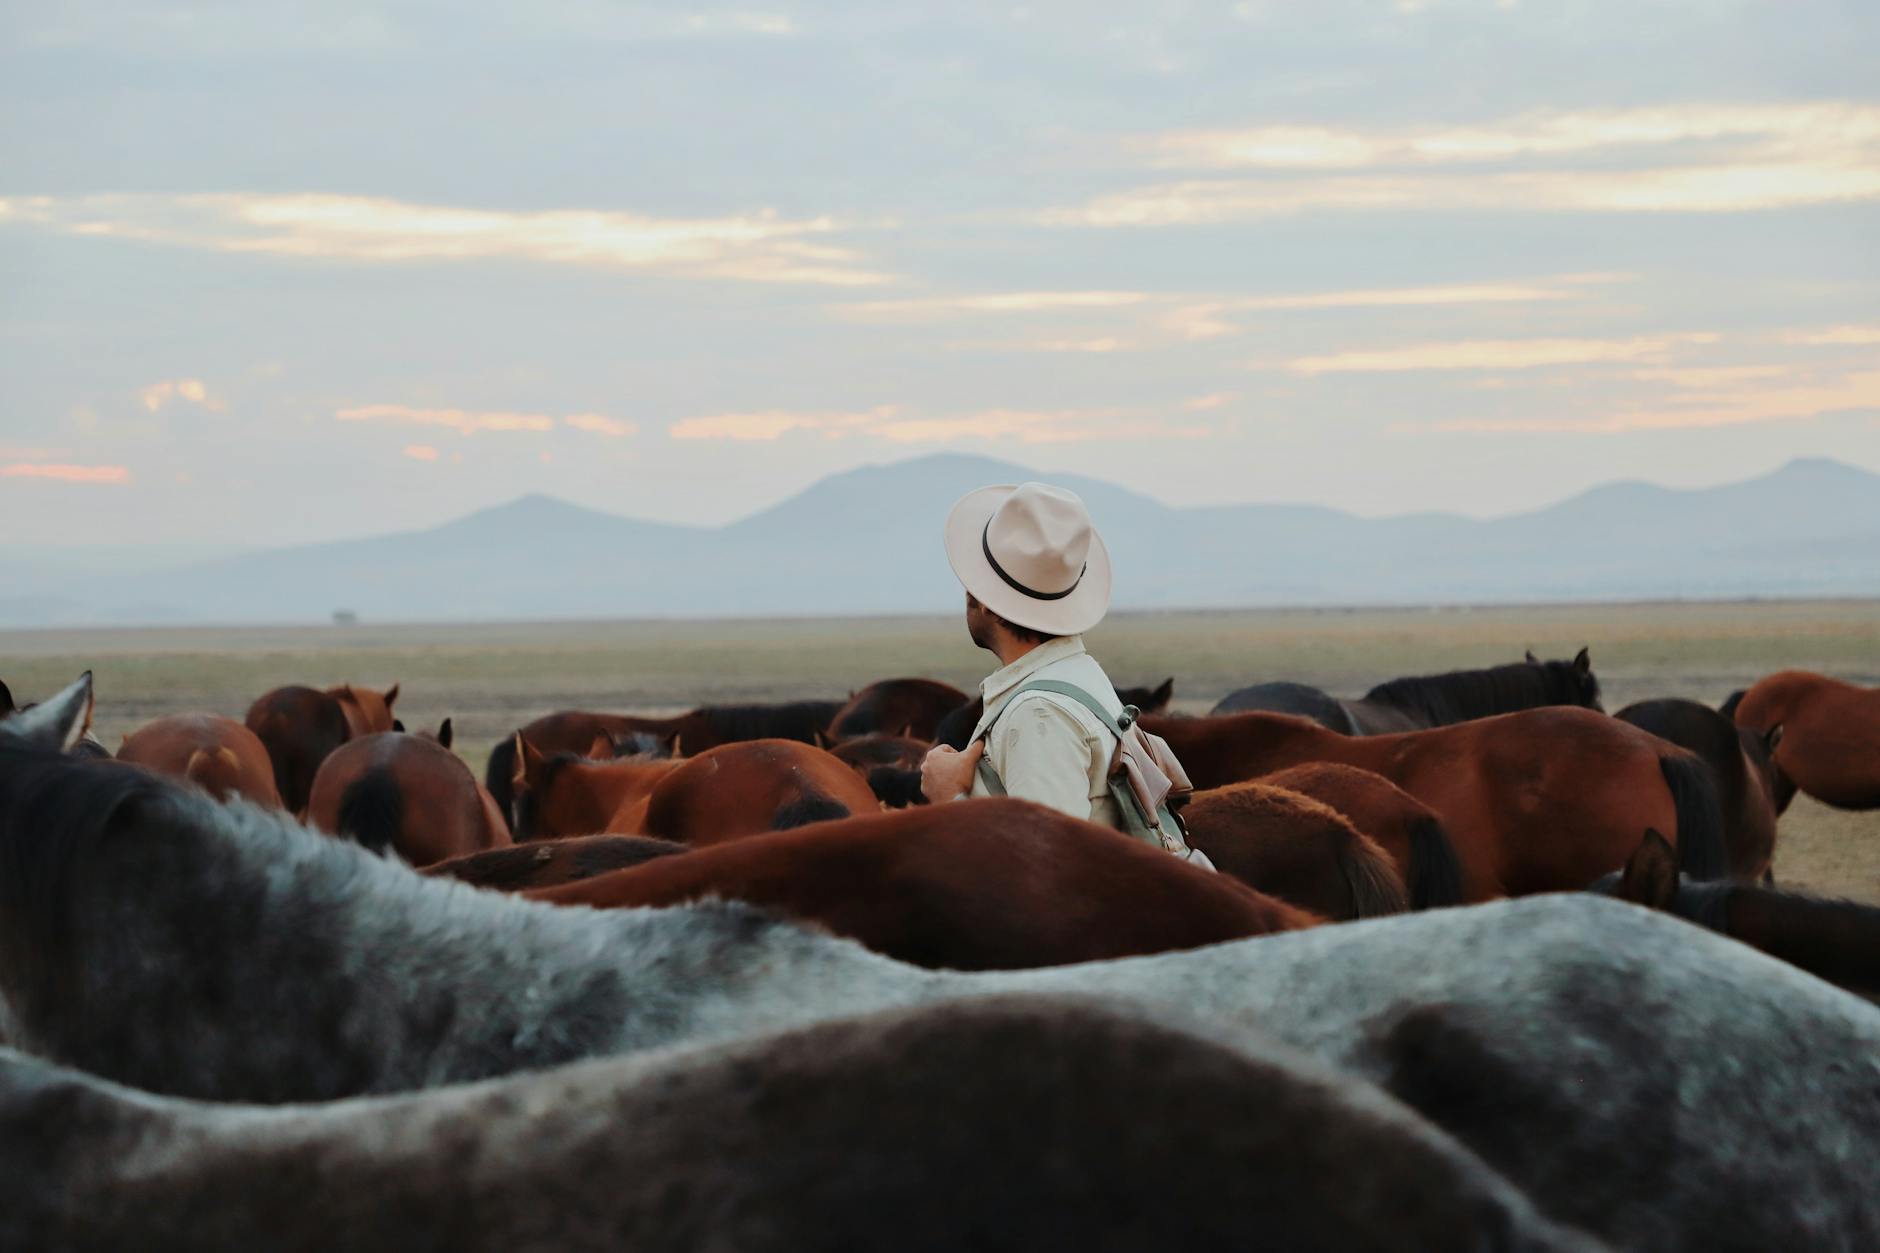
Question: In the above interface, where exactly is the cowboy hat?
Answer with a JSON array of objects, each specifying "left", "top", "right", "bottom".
[{"left": 944, "top": 482, "right": 1112, "bottom": 636}]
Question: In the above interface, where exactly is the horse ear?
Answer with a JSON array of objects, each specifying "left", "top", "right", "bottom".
[
  {"left": 1524, "top": 650, "right": 1539, "bottom": 665},
  {"left": 436, "top": 717, "right": 453, "bottom": 750},
  {"left": 0, "top": 678, "right": 13, "bottom": 715},
  {"left": 383, "top": 683, "right": 399, "bottom": 709},
  {"left": 812, "top": 730, "right": 833, "bottom": 750},
  {"left": 898, "top": 723, "right": 916, "bottom": 739},
  {"left": 392, "top": 718, "right": 406, "bottom": 733},
  {"left": 1153, "top": 678, "right": 1174, "bottom": 709},
  {"left": 1573, "top": 647, "right": 1591, "bottom": 673},
  {"left": 0, "top": 672, "right": 93, "bottom": 753},
  {"left": 666, "top": 732, "right": 684, "bottom": 759},
  {"left": 1619, "top": 830, "right": 1679, "bottom": 910},
  {"left": 512, "top": 733, "right": 544, "bottom": 793},
  {"left": 1764, "top": 724, "right": 1784, "bottom": 755},
  {"left": 587, "top": 733, "right": 615, "bottom": 760}
]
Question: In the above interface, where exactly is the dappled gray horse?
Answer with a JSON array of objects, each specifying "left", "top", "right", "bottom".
[{"left": 3, "top": 676, "right": 1879, "bottom": 1252}]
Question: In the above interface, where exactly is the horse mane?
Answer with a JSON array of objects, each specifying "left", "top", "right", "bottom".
[
  {"left": 1362, "top": 661, "right": 1594, "bottom": 726},
  {"left": 694, "top": 701, "right": 845, "bottom": 745},
  {"left": 511, "top": 751, "right": 587, "bottom": 839}
]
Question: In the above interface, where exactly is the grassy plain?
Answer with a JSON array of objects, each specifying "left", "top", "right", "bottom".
[{"left": 4, "top": 599, "right": 1875, "bottom": 902}]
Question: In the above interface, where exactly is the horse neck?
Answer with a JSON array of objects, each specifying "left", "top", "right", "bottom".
[
  {"left": 1364, "top": 664, "right": 1553, "bottom": 726},
  {"left": 1724, "top": 888, "right": 1880, "bottom": 996},
  {"left": 1164, "top": 714, "right": 1356, "bottom": 785},
  {"left": 331, "top": 692, "right": 381, "bottom": 738},
  {"left": 558, "top": 758, "right": 678, "bottom": 833}
]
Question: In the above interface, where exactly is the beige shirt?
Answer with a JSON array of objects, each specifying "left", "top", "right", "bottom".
[{"left": 967, "top": 635, "right": 1123, "bottom": 829}]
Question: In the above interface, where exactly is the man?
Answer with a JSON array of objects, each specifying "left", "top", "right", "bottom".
[{"left": 920, "top": 481, "right": 1128, "bottom": 827}]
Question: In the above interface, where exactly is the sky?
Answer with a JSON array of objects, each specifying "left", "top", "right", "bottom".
[{"left": 2, "top": 0, "right": 1877, "bottom": 551}]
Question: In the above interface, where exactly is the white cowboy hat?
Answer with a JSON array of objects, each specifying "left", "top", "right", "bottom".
[{"left": 944, "top": 482, "right": 1112, "bottom": 636}]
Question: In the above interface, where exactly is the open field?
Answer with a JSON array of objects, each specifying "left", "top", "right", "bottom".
[{"left": 4, "top": 599, "right": 1876, "bottom": 902}]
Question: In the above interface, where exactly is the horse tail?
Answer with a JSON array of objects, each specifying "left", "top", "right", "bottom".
[
  {"left": 1338, "top": 833, "right": 1410, "bottom": 918},
  {"left": 772, "top": 792, "right": 851, "bottom": 830},
  {"left": 484, "top": 735, "right": 518, "bottom": 824},
  {"left": 1719, "top": 690, "right": 1745, "bottom": 720},
  {"left": 1405, "top": 814, "right": 1466, "bottom": 909},
  {"left": 336, "top": 769, "right": 404, "bottom": 856},
  {"left": 866, "top": 766, "right": 927, "bottom": 809},
  {"left": 1660, "top": 754, "right": 1727, "bottom": 881}
]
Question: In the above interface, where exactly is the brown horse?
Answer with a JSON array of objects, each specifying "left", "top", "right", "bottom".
[
  {"left": 826, "top": 678, "right": 969, "bottom": 741},
  {"left": 307, "top": 731, "right": 509, "bottom": 866},
  {"left": 827, "top": 733, "right": 930, "bottom": 808},
  {"left": 1182, "top": 782, "right": 1408, "bottom": 920},
  {"left": 529, "top": 798, "right": 1319, "bottom": 970},
  {"left": 484, "top": 700, "right": 841, "bottom": 820},
  {"left": 245, "top": 683, "right": 399, "bottom": 813},
  {"left": 116, "top": 713, "right": 282, "bottom": 808},
  {"left": 508, "top": 739, "right": 682, "bottom": 839},
  {"left": 1596, "top": 830, "right": 1880, "bottom": 1002},
  {"left": 933, "top": 678, "right": 1175, "bottom": 749},
  {"left": 1725, "top": 670, "right": 1880, "bottom": 811},
  {"left": 1616, "top": 698, "right": 1782, "bottom": 882},
  {"left": 1142, "top": 706, "right": 1726, "bottom": 899},
  {"left": 1246, "top": 763, "right": 1465, "bottom": 910},
  {"left": 423, "top": 833, "right": 688, "bottom": 891}
]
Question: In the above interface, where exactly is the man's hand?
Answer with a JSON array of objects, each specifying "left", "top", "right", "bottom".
[{"left": 920, "top": 741, "right": 985, "bottom": 805}]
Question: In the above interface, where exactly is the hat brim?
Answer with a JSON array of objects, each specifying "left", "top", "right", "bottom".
[{"left": 944, "top": 485, "right": 1113, "bottom": 637}]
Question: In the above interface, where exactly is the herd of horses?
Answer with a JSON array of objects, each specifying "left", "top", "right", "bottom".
[{"left": 0, "top": 655, "right": 1876, "bottom": 1249}]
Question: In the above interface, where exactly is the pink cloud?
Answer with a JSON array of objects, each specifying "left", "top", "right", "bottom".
[
  {"left": 1, "top": 462, "right": 132, "bottom": 484},
  {"left": 402, "top": 444, "right": 440, "bottom": 461}
]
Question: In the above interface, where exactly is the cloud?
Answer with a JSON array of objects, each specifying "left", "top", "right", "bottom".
[
  {"left": 402, "top": 444, "right": 440, "bottom": 462},
  {"left": 1286, "top": 333, "right": 1718, "bottom": 374},
  {"left": 336, "top": 404, "right": 558, "bottom": 434},
  {"left": 1182, "top": 392, "right": 1237, "bottom": 411},
  {"left": 562, "top": 413, "right": 638, "bottom": 437},
  {"left": 669, "top": 404, "right": 1210, "bottom": 445},
  {"left": 0, "top": 193, "right": 890, "bottom": 287},
  {"left": 678, "top": 11, "right": 795, "bottom": 36},
  {"left": 834, "top": 291, "right": 1155, "bottom": 320},
  {"left": 1406, "top": 368, "right": 1880, "bottom": 433},
  {"left": 1, "top": 462, "right": 132, "bottom": 483},
  {"left": 140, "top": 377, "right": 220, "bottom": 412},
  {"left": 1051, "top": 102, "right": 1880, "bottom": 223},
  {"left": 1779, "top": 324, "right": 1880, "bottom": 346}
]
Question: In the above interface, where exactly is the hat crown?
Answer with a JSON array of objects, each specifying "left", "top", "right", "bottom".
[{"left": 985, "top": 483, "right": 1092, "bottom": 596}]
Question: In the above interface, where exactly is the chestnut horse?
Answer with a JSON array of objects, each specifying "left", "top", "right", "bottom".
[
  {"left": 1616, "top": 698, "right": 1782, "bottom": 882},
  {"left": 245, "top": 683, "right": 399, "bottom": 813},
  {"left": 116, "top": 713, "right": 282, "bottom": 808},
  {"left": 423, "top": 833, "right": 688, "bottom": 891},
  {"left": 1595, "top": 830, "right": 1880, "bottom": 1002},
  {"left": 826, "top": 678, "right": 969, "bottom": 741},
  {"left": 1724, "top": 670, "right": 1880, "bottom": 811},
  {"left": 307, "top": 731, "right": 509, "bottom": 866},
  {"left": 530, "top": 798, "right": 1319, "bottom": 970},
  {"left": 1182, "top": 782, "right": 1408, "bottom": 920},
  {"left": 934, "top": 678, "right": 1175, "bottom": 750},
  {"left": 484, "top": 700, "right": 841, "bottom": 820},
  {"left": 1141, "top": 706, "right": 1726, "bottom": 900},
  {"left": 1252, "top": 763, "right": 1465, "bottom": 910}
]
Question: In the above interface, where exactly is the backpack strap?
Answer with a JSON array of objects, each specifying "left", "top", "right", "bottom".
[{"left": 973, "top": 678, "right": 1134, "bottom": 798}]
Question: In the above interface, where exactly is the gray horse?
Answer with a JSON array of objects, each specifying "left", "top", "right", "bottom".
[{"left": 3, "top": 676, "right": 1879, "bottom": 1252}]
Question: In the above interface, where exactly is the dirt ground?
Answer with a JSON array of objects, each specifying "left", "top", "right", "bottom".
[{"left": 4, "top": 599, "right": 1875, "bottom": 902}]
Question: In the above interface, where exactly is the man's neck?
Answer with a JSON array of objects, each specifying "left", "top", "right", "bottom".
[{"left": 990, "top": 631, "right": 1051, "bottom": 669}]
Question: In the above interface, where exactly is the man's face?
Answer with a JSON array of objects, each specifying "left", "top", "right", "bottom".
[{"left": 965, "top": 593, "right": 996, "bottom": 652}]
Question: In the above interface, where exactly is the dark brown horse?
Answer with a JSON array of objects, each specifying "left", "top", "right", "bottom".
[
  {"left": 307, "top": 731, "right": 509, "bottom": 866},
  {"left": 245, "top": 683, "right": 400, "bottom": 813},
  {"left": 1596, "top": 830, "right": 1880, "bottom": 1002},
  {"left": 1142, "top": 706, "right": 1726, "bottom": 899},
  {"left": 0, "top": 679, "right": 12, "bottom": 716},
  {"left": 826, "top": 678, "right": 969, "bottom": 741},
  {"left": 1182, "top": 782, "right": 1408, "bottom": 920},
  {"left": 116, "top": 713, "right": 283, "bottom": 808},
  {"left": 827, "top": 733, "right": 930, "bottom": 808},
  {"left": 423, "top": 833, "right": 688, "bottom": 891},
  {"left": 529, "top": 798, "right": 1320, "bottom": 969},
  {"left": 934, "top": 678, "right": 1175, "bottom": 749},
  {"left": 1252, "top": 763, "right": 1466, "bottom": 910},
  {"left": 1725, "top": 670, "right": 1880, "bottom": 811},
  {"left": 1211, "top": 650, "right": 1601, "bottom": 735},
  {"left": 485, "top": 700, "right": 842, "bottom": 820},
  {"left": 1616, "top": 698, "right": 1782, "bottom": 882}
]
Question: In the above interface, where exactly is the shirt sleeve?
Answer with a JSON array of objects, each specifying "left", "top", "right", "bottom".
[{"left": 989, "top": 697, "right": 1099, "bottom": 822}]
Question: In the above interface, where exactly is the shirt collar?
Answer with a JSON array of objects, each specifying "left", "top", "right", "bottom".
[{"left": 980, "top": 635, "right": 1088, "bottom": 707}]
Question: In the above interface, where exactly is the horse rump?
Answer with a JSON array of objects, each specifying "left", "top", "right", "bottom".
[
  {"left": 772, "top": 793, "right": 852, "bottom": 831},
  {"left": 1659, "top": 754, "right": 1727, "bottom": 881},
  {"left": 335, "top": 769, "right": 403, "bottom": 856}
]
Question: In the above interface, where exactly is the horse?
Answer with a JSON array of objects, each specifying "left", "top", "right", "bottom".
[
  {"left": 1181, "top": 782, "right": 1408, "bottom": 920},
  {"left": 1724, "top": 670, "right": 1880, "bottom": 811},
  {"left": 115, "top": 713, "right": 283, "bottom": 809},
  {"left": 4, "top": 685, "right": 1877, "bottom": 1251},
  {"left": 1240, "top": 763, "right": 1464, "bottom": 910},
  {"left": 1593, "top": 830, "right": 1880, "bottom": 1002},
  {"left": 1614, "top": 699, "right": 1782, "bottom": 882},
  {"left": 1211, "top": 650, "right": 1601, "bottom": 735},
  {"left": 306, "top": 731, "right": 510, "bottom": 866},
  {"left": 826, "top": 733, "right": 931, "bottom": 807},
  {"left": 826, "top": 678, "right": 969, "bottom": 741},
  {"left": 0, "top": 678, "right": 11, "bottom": 716},
  {"left": 0, "top": 999, "right": 1603, "bottom": 1253},
  {"left": 933, "top": 678, "right": 1176, "bottom": 749},
  {"left": 511, "top": 736, "right": 878, "bottom": 844},
  {"left": 484, "top": 699, "right": 843, "bottom": 819},
  {"left": 1141, "top": 706, "right": 1726, "bottom": 899},
  {"left": 245, "top": 683, "right": 400, "bottom": 813},
  {"left": 423, "top": 833, "right": 689, "bottom": 891}
]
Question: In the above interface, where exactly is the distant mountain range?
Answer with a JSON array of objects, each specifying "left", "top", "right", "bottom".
[{"left": 5, "top": 455, "right": 1878, "bottom": 627}]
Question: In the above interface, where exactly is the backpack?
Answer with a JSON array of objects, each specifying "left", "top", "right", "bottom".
[{"left": 973, "top": 678, "right": 1204, "bottom": 862}]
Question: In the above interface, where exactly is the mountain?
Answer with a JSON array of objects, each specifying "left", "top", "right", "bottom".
[{"left": 6, "top": 456, "right": 1878, "bottom": 626}]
